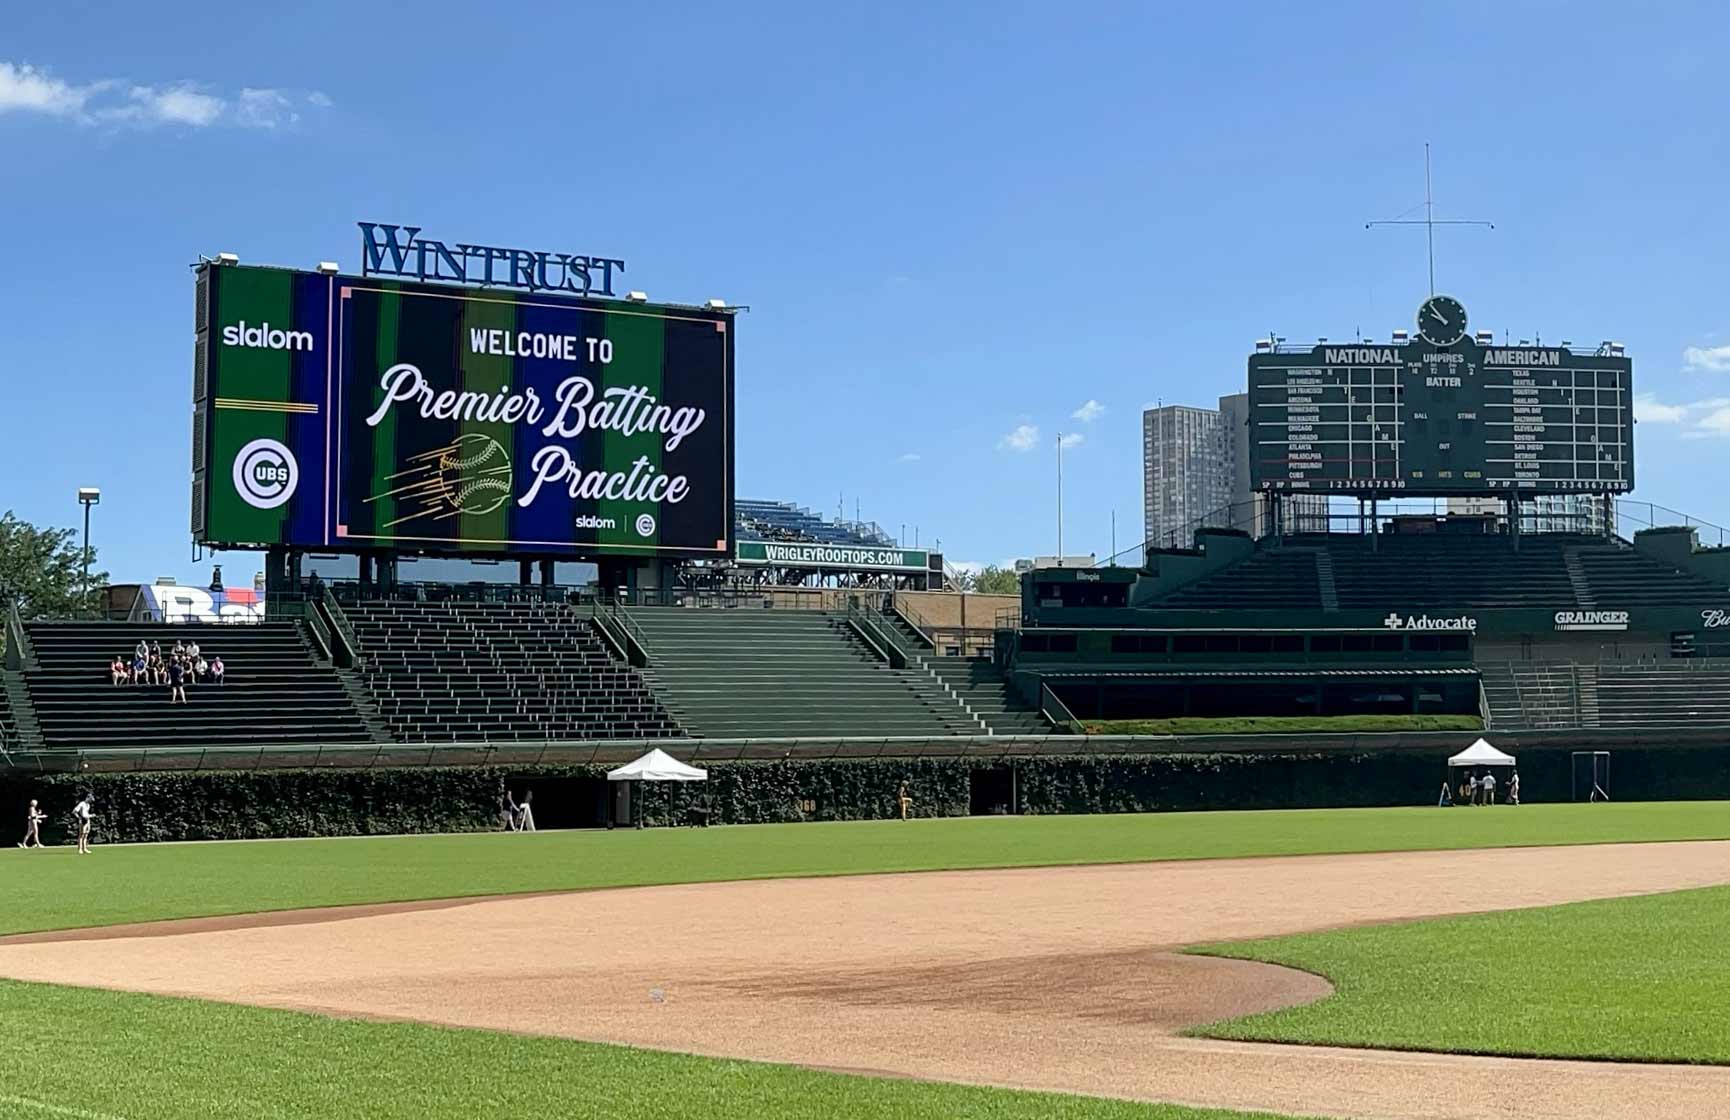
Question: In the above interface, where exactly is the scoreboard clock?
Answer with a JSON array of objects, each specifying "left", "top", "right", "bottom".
[{"left": 1247, "top": 298, "right": 1634, "bottom": 497}]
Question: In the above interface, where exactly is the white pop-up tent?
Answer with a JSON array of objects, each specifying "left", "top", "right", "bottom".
[
  {"left": 607, "top": 749, "right": 708, "bottom": 828},
  {"left": 1448, "top": 738, "right": 1516, "bottom": 768},
  {"left": 607, "top": 748, "right": 708, "bottom": 783}
]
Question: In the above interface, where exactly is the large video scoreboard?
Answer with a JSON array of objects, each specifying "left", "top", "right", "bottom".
[
  {"left": 1248, "top": 297, "right": 1633, "bottom": 497},
  {"left": 192, "top": 263, "right": 734, "bottom": 559}
]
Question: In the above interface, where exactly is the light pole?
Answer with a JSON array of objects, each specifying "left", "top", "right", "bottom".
[
  {"left": 77, "top": 487, "right": 100, "bottom": 618},
  {"left": 1056, "top": 434, "right": 1065, "bottom": 566}
]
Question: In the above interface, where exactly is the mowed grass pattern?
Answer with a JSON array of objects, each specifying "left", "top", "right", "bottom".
[
  {"left": 0, "top": 979, "right": 1293, "bottom": 1120},
  {"left": 1193, "top": 884, "right": 1730, "bottom": 1063},
  {"left": 3, "top": 802, "right": 1729, "bottom": 936}
]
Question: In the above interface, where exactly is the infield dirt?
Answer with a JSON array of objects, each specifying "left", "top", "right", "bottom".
[{"left": 4, "top": 840, "right": 1729, "bottom": 1120}]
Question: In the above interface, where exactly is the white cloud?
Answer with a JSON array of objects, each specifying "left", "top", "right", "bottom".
[
  {"left": 0, "top": 62, "right": 95, "bottom": 116},
  {"left": 1634, "top": 395, "right": 1730, "bottom": 438},
  {"left": 235, "top": 87, "right": 298, "bottom": 128},
  {"left": 1634, "top": 394, "right": 1687, "bottom": 423},
  {"left": 1057, "top": 432, "right": 1084, "bottom": 448},
  {"left": 998, "top": 424, "right": 1039, "bottom": 452},
  {"left": 0, "top": 59, "right": 315, "bottom": 129},
  {"left": 896, "top": 452, "right": 921, "bottom": 463},
  {"left": 1685, "top": 345, "right": 1730, "bottom": 373},
  {"left": 306, "top": 90, "right": 333, "bottom": 108},
  {"left": 131, "top": 83, "right": 225, "bottom": 126},
  {"left": 1071, "top": 399, "right": 1105, "bottom": 423},
  {"left": 1690, "top": 406, "right": 1730, "bottom": 438}
]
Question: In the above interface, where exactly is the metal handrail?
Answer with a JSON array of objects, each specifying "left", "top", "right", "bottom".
[
  {"left": 4, "top": 601, "right": 34, "bottom": 670},
  {"left": 843, "top": 601, "right": 903, "bottom": 669},
  {"left": 303, "top": 609, "right": 333, "bottom": 662},
  {"left": 601, "top": 599, "right": 654, "bottom": 665},
  {"left": 320, "top": 587, "right": 363, "bottom": 667},
  {"left": 1038, "top": 682, "right": 1084, "bottom": 735}
]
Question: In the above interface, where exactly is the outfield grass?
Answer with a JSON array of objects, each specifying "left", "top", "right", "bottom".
[
  {"left": 0, "top": 978, "right": 1295, "bottom": 1120},
  {"left": 1192, "top": 884, "right": 1730, "bottom": 1063},
  {"left": 3, "top": 802, "right": 1728, "bottom": 936},
  {"left": 1082, "top": 715, "right": 1482, "bottom": 735}
]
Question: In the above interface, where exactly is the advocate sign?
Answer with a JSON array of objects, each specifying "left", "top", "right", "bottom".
[{"left": 736, "top": 541, "right": 929, "bottom": 572}]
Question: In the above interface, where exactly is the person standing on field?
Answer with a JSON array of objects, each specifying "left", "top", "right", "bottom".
[
  {"left": 1509, "top": 771, "right": 1521, "bottom": 806},
  {"left": 18, "top": 800, "right": 46, "bottom": 848},
  {"left": 898, "top": 783, "right": 913, "bottom": 821},
  {"left": 1481, "top": 770, "right": 1497, "bottom": 806},
  {"left": 1468, "top": 772, "right": 1480, "bottom": 805},
  {"left": 71, "top": 794, "right": 95, "bottom": 854}
]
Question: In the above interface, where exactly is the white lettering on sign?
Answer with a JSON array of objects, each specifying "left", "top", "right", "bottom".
[
  {"left": 222, "top": 320, "right": 314, "bottom": 353},
  {"left": 1484, "top": 348, "right": 1562, "bottom": 366},
  {"left": 1702, "top": 609, "right": 1730, "bottom": 629},
  {"left": 1426, "top": 376, "right": 1462, "bottom": 387},
  {"left": 468, "top": 329, "right": 613, "bottom": 363},
  {"left": 1554, "top": 610, "right": 1630, "bottom": 631},
  {"left": 1382, "top": 612, "right": 1478, "bottom": 632},
  {"left": 1324, "top": 347, "right": 1397, "bottom": 364}
]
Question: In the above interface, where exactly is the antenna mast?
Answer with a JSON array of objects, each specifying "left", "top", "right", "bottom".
[{"left": 1366, "top": 143, "right": 1494, "bottom": 295}]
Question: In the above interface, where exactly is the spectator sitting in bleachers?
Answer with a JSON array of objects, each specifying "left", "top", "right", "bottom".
[
  {"left": 110, "top": 656, "right": 129, "bottom": 685},
  {"left": 210, "top": 656, "right": 225, "bottom": 685},
  {"left": 131, "top": 652, "right": 146, "bottom": 684},
  {"left": 195, "top": 655, "right": 209, "bottom": 682}
]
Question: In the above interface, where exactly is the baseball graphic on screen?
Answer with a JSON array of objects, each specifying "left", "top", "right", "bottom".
[
  {"left": 434, "top": 433, "right": 513, "bottom": 515},
  {"left": 371, "top": 432, "right": 514, "bottom": 527}
]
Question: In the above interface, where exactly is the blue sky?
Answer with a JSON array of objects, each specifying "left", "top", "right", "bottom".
[{"left": 4, "top": 2, "right": 1730, "bottom": 582}]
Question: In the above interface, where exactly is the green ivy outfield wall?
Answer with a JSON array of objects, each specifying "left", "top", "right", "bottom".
[{"left": 6, "top": 743, "right": 1730, "bottom": 843}]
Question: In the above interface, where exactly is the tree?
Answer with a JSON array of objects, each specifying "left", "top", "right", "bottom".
[
  {"left": 970, "top": 564, "right": 1021, "bottom": 596},
  {"left": 0, "top": 510, "right": 107, "bottom": 622}
]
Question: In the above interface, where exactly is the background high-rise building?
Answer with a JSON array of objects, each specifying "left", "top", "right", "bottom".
[
  {"left": 1446, "top": 494, "right": 1614, "bottom": 534},
  {"left": 1142, "top": 405, "right": 1230, "bottom": 549},
  {"left": 1143, "top": 397, "right": 1327, "bottom": 554},
  {"left": 1217, "top": 393, "right": 1329, "bottom": 537}
]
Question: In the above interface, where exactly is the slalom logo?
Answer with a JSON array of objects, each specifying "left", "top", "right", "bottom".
[
  {"left": 221, "top": 320, "right": 314, "bottom": 353},
  {"left": 1554, "top": 610, "right": 1629, "bottom": 632},
  {"left": 1382, "top": 612, "right": 1478, "bottom": 632},
  {"left": 232, "top": 438, "right": 299, "bottom": 509},
  {"left": 635, "top": 513, "right": 658, "bottom": 538},
  {"left": 573, "top": 515, "right": 617, "bottom": 530}
]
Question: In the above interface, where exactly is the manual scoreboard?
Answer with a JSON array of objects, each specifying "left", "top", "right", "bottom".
[{"left": 1248, "top": 297, "right": 1633, "bottom": 496}]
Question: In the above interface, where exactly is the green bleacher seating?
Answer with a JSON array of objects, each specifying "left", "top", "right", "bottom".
[
  {"left": 630, "top": 608, "right": 978, "bottom": 738},
  {"left": 345, "top": 601, "right": 681, "bottom": 742},
  {"left": 1150, "top": 532, "right": 1724, "bottom": 614},
  {"left": 1596, "top": 664, "right": 1730, "bottom": 727},
  {"left": 24, "top": 621, "right": 370, "bottom": 749}
]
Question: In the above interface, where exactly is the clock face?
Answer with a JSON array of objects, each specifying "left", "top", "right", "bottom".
[{"left": 1418, "top": 295, "right": 1468, "bottom": 346}]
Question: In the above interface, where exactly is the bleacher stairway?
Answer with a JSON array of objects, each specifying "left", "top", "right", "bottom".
[
  {"left": 23, "top": 621, "right": 371, "bottom": 749},
  {"left": 345, "top": 602, "right": 681, "bottom": 742},
  {"left": 881, "top": 611, "right": 1049, "bottom": 735},
  {"left": 628, "top": 608, "right": 979, "bottom": 738}
]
